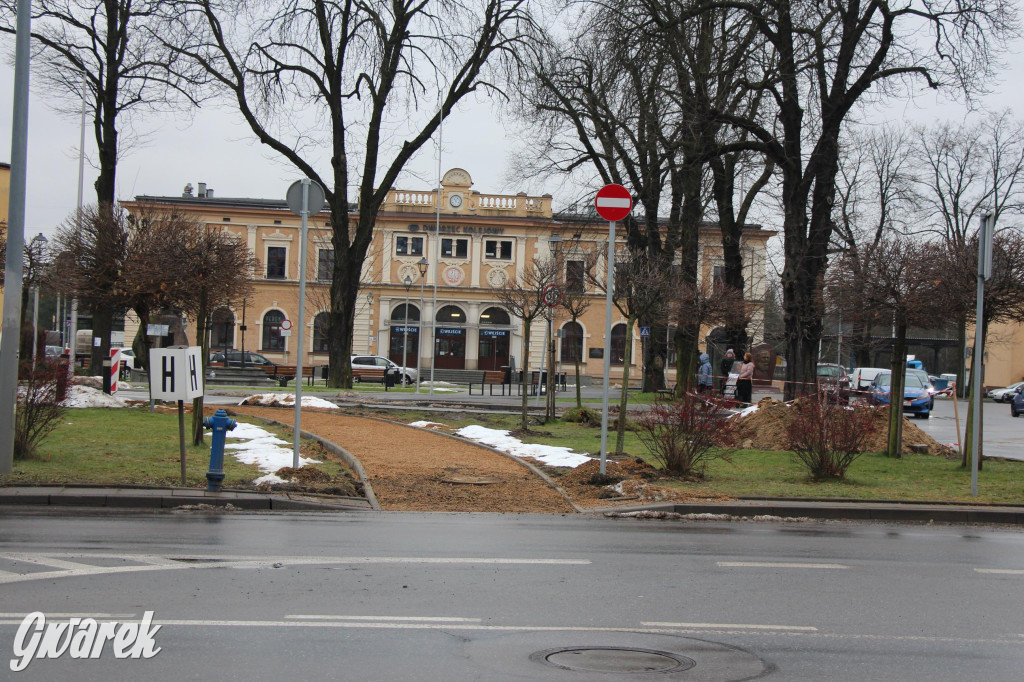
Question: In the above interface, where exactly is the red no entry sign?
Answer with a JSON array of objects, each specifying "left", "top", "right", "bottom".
[{"left": 594, "top": 184, "right": 633, "bottom": 222}]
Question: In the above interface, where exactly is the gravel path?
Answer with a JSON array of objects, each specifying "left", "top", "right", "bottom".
[{"left": 231, "top": 407, "right": 575, "bottom": 513}]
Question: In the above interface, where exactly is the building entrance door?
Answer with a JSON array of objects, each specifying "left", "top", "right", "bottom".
[
  {"left": 434, "top": 327, "right": 466, "bottom": 369},
  {"left": 478, "top": 329, "right": 509, "bottom": 371},
  {"left": 388, "top": 326, "right": 419, "bottom": 368}
]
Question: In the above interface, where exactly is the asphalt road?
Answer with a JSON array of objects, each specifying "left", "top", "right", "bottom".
[
  {"left": 1, "top": 511, "right": 1022, "bottom": 680},
  {"left": 914, "top": 398, "right": 1024, "bottom": 461}
]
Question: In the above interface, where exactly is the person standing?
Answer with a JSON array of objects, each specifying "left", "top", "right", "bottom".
[
  {"left": 736, "top": 352, "right": 755, "bottom": 406},
  {"left": 697, "top": 353, "right": 713, "bottom": 393},
  {"left": 719, "top": 349, "right": 736, "bottom": 394}
]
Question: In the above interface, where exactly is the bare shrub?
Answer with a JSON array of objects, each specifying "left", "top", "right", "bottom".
[
  {"left": 633, "top": 393, "right": 739, "bottom": 478},
  {"left": 786, "top": 394, "right": 877, "bottom": 480},
  {"left": 15, "top": 358, "right": 72, "bottom": 460}
]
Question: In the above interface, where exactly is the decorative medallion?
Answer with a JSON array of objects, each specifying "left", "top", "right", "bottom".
[
  {"left": 487, "top": 268, "right": 508, "bottom": 288},
  {"left": 443, "top": 266, "right": 464, "bottom": 285},
  {"left": 398, "top": 264, "right": 419, "bottom": 283}
]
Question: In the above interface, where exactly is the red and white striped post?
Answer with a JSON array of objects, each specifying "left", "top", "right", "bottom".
[{"left": 108, "top": 349, "right": 121, "bottom": 394}]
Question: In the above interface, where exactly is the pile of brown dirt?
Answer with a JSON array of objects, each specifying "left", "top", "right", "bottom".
[
  {"left": 552, "top": 458, "right": 734, "bottom": 509},
  {"left": 735, "top": 397, "right": 951, "bottom": 455}
]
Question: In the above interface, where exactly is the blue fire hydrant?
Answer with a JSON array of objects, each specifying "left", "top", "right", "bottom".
[{"left": 204, "top": 409, "right": 237, "bottom": 492}]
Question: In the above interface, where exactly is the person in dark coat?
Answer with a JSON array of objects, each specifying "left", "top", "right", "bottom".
[{"left": 719, "top": 349, "right": 736, "bottom": 393}]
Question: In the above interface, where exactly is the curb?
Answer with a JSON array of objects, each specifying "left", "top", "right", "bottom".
[
  {"left": 0, "top": 486, "right": 372, "bottom": 511},
  {"left": 589, "top": 499, "right": 1024, "bottom": 525}
]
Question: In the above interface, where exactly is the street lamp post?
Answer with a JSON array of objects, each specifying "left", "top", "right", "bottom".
[
  {"left": 546, "top": 233, "right": 563, "bottom": 419},
  {"left": 402, "top": 275, "right": 413, "bottom": 388},
  {"left": 366, "top": 292, "right": 374, "bottom": 354},
  {"left": 416, "top": 257, "right": 428, "bottom": 394},
  {"left": 30, "top": 233, "right": 48, "bottom": 364}
]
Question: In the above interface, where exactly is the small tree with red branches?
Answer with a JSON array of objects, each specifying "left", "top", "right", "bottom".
[
  {"left": 786, "top": 393, "right": 877, "bottom": 480},
  {"left": 15, "top": 358, "right": 72, "bottom": 459},
  {"left": 634, "top": 393, "right": 739, "bottom": 478}
]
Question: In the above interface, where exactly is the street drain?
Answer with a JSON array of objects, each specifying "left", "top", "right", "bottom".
[{"left": 531, "top": 646, "right": 696, "bottom": 674}]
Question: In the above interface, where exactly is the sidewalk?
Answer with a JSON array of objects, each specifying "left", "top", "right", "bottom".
[{"left": 0, "top": 485, "right": 373, "bottom": 511}]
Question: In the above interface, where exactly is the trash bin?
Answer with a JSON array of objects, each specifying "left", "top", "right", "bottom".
[{"left": 386, "top": 367, "right": 399, "bottom": 389}]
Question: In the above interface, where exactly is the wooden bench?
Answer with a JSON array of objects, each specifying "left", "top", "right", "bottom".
[
  {"left": 468, "top": 370, "right": 509, "bottom": 396},
  {"left": 352, "top": 367, "right": 386, "bottom": 383},
  {"left": 263, "top": 364, "right": 316, "bottom": 386}
]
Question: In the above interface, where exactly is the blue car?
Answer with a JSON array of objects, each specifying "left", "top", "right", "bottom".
[
  {"left": 869, "top": 371, "right": 932, "bottom": 419},
  {"left": 1011, "top": 387, "right": 1024, "bottom": 418}
]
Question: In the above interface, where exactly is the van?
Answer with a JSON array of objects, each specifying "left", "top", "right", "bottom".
[{"left": 850, "top": 367, "right": 887, "bottom": 391}]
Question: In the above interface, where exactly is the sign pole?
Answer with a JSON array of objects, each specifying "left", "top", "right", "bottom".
[
  {"left": 178, "top": 399, "right": 187, "bottom": 485},
  {"left": 593, "top": 183, "right": 632, "bottom": 476},
  {"left": 971, "top": 213, "right": 993, "bottom": 496},
  {"left": 294, "top": 180, "right": 310, "bottom": 469},
  {"left": 599, "top": 219, "right": 615, "bottom": 475}
]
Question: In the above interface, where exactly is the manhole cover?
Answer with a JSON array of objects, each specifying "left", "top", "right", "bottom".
[
  {"left": 533, "top": 646, "right": 696, "bottom": 674},
  {"left": 440, "top": 474, "right": 502, "bottom": 485}
]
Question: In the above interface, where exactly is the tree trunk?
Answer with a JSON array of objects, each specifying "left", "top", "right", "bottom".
[
  {"left": 520, "top": 320, "right": 532, "bottom": 431},
  {"left": 191, "top": 292, "right": 210, "bottom": 447},
  {"left": 711, "top": 156, "right": 749, "bottom": 356},
  {"left": 326, "top": 202, "right": 362, "bottom": 388},
  {"left": 886, "top": 321, "right": 908, "bottom": 458},
  {"left": 546, "top": 316, "right": 556, "bottom": 421},
  {"left": 615, "top": 315, "right": 635, "bottom": 453},
  {"left": 962, "top": 320, "right": 987, "bottom": 469}
]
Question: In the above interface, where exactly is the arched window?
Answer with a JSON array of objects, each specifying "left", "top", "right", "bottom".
[
  {"left": 262, "top": 310, "right": 285, "bottom": 351},
  {"left": 610, "top": 323, "right": 627, "bottom": 365},
  {"left": 479, "top": 307, "right": 510, "bottom": 325},
  {"left": 313, "top": 312, "right": 330, "bottom": 353},
  {"left": 436, "top": 305, "right": 466, "bottom": 324},
  {"left": 560, "top": 321, "right": 583, "bottom": 362},
  {"left": 211, "top": 307, "right": 234, "bottom": 350},
  {"left": 391, "top": 304, "right": 420, "bottom": 322}
]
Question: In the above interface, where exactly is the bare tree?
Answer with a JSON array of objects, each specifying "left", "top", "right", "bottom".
[
  {"left": 831, "top": 236, "right": 943, "bottom": 458},
  {"left": 557, "top": 264, "right": 591, "bottom": 409},
  {"left": 0, "top": 0, "right": 203, "bottom": 368},
  {"left": 162, "top": 0, "right": 534, "bottom": 388},
  {"left": 694, "top": 0, "right": 1015, "bottom": 399},
  {"left": 494, "top": 257, "right": 556, "bottom": 431}
]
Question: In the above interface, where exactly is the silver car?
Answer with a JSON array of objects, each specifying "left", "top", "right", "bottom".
[{"left": 350, "top": 355, "right": 418, "bottom": 385}]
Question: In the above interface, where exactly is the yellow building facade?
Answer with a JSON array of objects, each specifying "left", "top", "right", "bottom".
[{"left": 125, "top": 169, "right": 775, "bottom": 385}]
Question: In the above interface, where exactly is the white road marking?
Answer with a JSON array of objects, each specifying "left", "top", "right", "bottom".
[
  {"left": 975, "top": 568, "right": 1024, "bottom": 575},
  {"left": 0, "top": 613, "right": 136, "bottom": 619},
  {"left": 286, "top": 615, "right": 481, "bottom": 622},
  {"left": 0, "top": 553, "right": 590, "bottom": 585},
  {"left": 717, "top": 561, "right": 849, "bottom": 569},
  {"left": 0, "top": 618, "right": 1011, "bottom": 646},
  {"left": 642, "top": 621, "right": 817, "bottom": 631}
]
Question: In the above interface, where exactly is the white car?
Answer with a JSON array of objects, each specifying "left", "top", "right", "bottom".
[
  {"left": 350, "top": 355, "right": 417, "bottom": 385},
  {"left": 987, "top": 381, "right": 1024, "bottom": 403},
  {"left": 117, "top": 348, "right": 137, "bottom": 371},
  {"left": 849, "top": 367, "right": 887, "bottom": 392}
]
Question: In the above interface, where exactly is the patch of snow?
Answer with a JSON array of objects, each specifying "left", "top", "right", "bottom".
[
  {"left": 408, "top": 421, "right": 449, "bottom": 429},
  {"left": 253, "top": 473, "right": 289, "bottom": 486},
  {"left": 239, "top": 393, "right": 338, "bottom": 409},
  {"left": 205, "top": 422, "right": 320, "bottom": 477},
  {"left": 61, "top": 385, "right": 129, "bottom": 408},
  {"left": 455, "top": 424, "right": 592, "bottom": 468},
  {"left": 736, "top": 404, "right": 759, "bottom": 417}
]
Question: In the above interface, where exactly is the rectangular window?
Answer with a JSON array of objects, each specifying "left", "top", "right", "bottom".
[
  {"left": 485, "top": 240, "right": 513, "bottom": 260},
  {"left": 712, "top": 265, "right": 725, "bottom": 293},
  {"left": 441, "top": 238, "right": 469, "bottom": 259},
  {"left": 318, "top": 249, "right": 334, "bottom": 281},
  {"left": 266, "top": 246, "right": 286, "bottom": 279},
  {"left": 396, "top": 235, "right": 424, "bottom": 256},
  {"left": 566, "top": 260, "right": 585, "bottom": 293}
]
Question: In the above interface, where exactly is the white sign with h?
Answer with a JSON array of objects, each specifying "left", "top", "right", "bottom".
[{"left": 148, "top": 347, "right": 205, "bottom": 401}]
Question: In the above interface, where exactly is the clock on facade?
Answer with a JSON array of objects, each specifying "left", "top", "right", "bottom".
[{"left": 449, "top": 193, "right": 463, "bottom": 208}]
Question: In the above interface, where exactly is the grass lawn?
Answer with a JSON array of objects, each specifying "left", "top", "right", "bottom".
[
  {"left": 0, "top": 408, "right": 351, "bottom": 489},
  {"left": 374, "top": 407, "right": 1024, "bottom": 505}
]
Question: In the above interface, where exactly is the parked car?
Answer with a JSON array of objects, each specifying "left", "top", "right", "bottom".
[
  {"left": 849, "top": 367, "right": 887, "bottom": 392},
  {"left": 987, "top": 381, "right": 1024, "bottom": 403},
  {"left": 906, "top": 368, "right": 936, "bottom": 410},
  {"left": 1011, "top": 386, "right": 1024, "bottom": 417},
  {"left": 209, "top": 350, "right": 277, "bottom": 368},
  {"left": 816, "top": 363, "right": 851, "bottom": 398},
  {"left": 350, "top": 355, "right": 417, "bottom": 385},
  {"left": 869, "top": 371, "right": 932, "bottom": 418}
]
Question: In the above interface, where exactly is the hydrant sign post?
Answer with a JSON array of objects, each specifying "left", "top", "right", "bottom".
[{"left": 149, "top": 347, "right": 205, "bottom": 485}]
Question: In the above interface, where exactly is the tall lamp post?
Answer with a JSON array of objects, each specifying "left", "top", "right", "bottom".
[
  {"left": 366, "top": 292, "right": 374, "bottom": 354},
  {"left": 401, "top": 275, "right": 413, "bottom": 388},
  {"left": 416, "top": 257, "right": 428, "bottom": 393},
  {"left": 30, "top": 233, "right": 48, "bottom": 364},
  {"left": 547, "top": 233, "right": 563, "bottom": 419}
]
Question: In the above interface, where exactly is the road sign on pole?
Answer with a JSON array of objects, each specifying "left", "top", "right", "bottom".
[
  {"left": 542, "top": 284, "right": 562, "bottom": 307},
  {"left": 594, "top": 184, "right": 633, "bottom": 222}
]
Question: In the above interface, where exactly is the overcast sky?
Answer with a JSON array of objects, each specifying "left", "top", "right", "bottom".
[{"left": 2, "top": 32, "right": 1023, "bottom": 239}]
